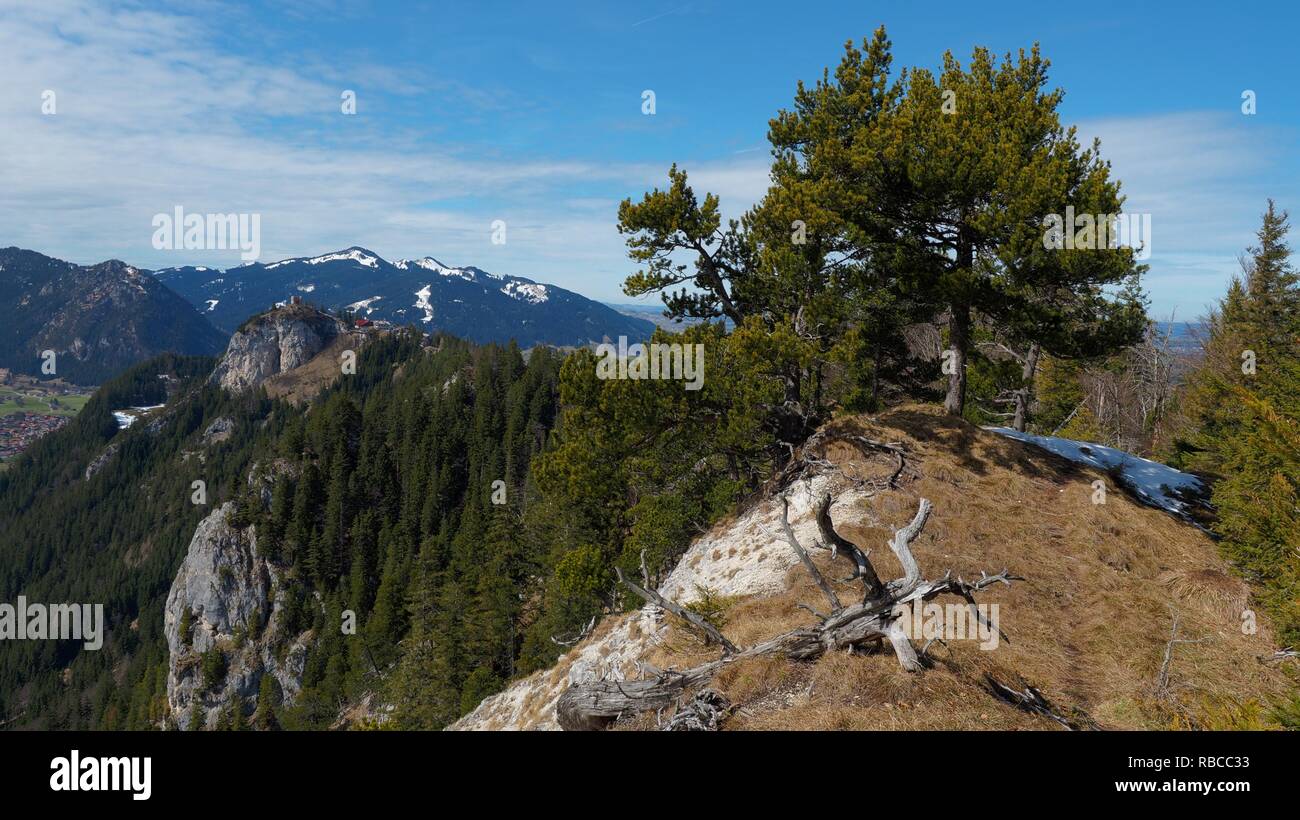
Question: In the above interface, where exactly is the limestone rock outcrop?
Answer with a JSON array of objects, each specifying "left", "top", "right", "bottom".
[
  {"left": 209, "top": 305, "right": 346, "bottom": 393},
  {"left": 163, "top": 502, "right": 311, "bottom": 729}
]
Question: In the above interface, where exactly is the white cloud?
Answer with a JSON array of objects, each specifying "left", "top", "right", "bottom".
[
  {"left": 21, "top": 1, "right": 1280, "bottom": 319},
  {"left": 0, "top": 0, "right": 771, "bottom": 302},
  {"left": 1077, "top": 111, "right": 1289, "bottom": 317}
]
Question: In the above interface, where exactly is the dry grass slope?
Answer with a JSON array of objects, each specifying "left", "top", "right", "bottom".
[
  {"left": 462, "top": 405, "right": 1290, "bottom": 730},
  {"left": 646, "top": 407, "right": 1288, "bottom": 729}
]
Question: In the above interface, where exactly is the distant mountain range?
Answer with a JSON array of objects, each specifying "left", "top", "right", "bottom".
[
  {"left": 1, "top": 243, "right": 1202, "bottom": 390},
  {"left": 0, "top": 247, "right": 227, "bottom": 385},
  {"left": 1152, "top": 321, "right": 1208, "bottom": 353},
  {"left": 155, "top": 247, "right": 655, "bottom": 347},
  {"left": 0, "top": 245, "right": 657, "bottom": 386}
]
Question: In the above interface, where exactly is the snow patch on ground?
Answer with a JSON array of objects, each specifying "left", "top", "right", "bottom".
[
  {"left": 346, "top": 295, "right": 383, "bottom": 314},
  {"left": 305, "top": 249, "right": 379, "bottom": 267},
  {"left": 413, "top": 285, "right": 434, "bottom": 323},
  {"left": 501, "top": 281, "right": 549, "bottom": 304},
  {"left": 113, "top": 405, "right": 166, "bottom": 430},
  {"left": 396, "top": 257, "right": 479, "bottom": 281},
  {"left": 395, "top": 257, "right": 447, "bottom": 271},
  {"left": 988, "top": 427, "right": 1207, "bottom": 516},
  {"left": 267, "top": 249, "right": 380, "bottom": 269}
]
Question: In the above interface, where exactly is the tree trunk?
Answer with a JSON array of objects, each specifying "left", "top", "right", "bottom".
[
  {"left": 1012, "top": 342, "right": 1042, "bottom": 433},
  {"left": 944, "top": 303, "right": 970, "bottom": 416},
  {"left": 871, "top": 345, "right": 882, "bottom": 409}
]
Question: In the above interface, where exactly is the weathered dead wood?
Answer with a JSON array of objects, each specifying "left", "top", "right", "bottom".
[
  {"left": 885, "top": 498, "right": 931, "bottom": 597},
  {"left": 773, "top": 494, "right": 842, "bottom": 614},
  {"left": 550, "top": 614, "right": 597, "bottom": 648},
  {"left": 557, "top": 495, "right": 1023, "bottom": 729},
  {"left": 844, "top": 434, "right": 908, "bottom": 488},
  {"left": 814, "top": 492, "right": 885, "bottom": 599},
  {"left": 1155, "top": 613, "right": 1205, "bottom": 699},
  {"left": 771, "top": 429, "right": 912, "bottom": 492},
  {"left": 984, "top": 673, "right": 1099, "bottom": 731},
  {"left": 662, "top": 689, "right": 732, "bottom": 731},
  {"left": 1260, "top": 646, "right": 1299, "bottom": 664},
  {"left": 615, "top": 567, "right": 738, "bottom": 655}
]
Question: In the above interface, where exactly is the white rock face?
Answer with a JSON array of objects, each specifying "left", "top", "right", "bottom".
[
  {"left": 450, "top": 475, "right": 869, "bottom": 730},
  {"left": 84, "top": 442, "right": 119, "bottom": 480},
  {"left": 163, "top": 502, "right": 310, "bottom": 729},
  {"left": 209, "top": 307, "right": 345, "bottom": 393},
  {"left": 449, "top": 608, "right": 667, "bottom": 732},
  {"left": 201, "top": 416, "right": 234, "bottom": 445},
  {"left": 659, "top": 474, "right": 868, "bottom": 604}
]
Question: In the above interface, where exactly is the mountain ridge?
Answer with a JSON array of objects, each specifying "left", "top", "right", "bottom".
[
  {"left": 452, "top": 406, "right": 1288, "bottom": 731},
  {"left": 0, "top": 247, "right": 227, "bottom": 385},
  {"left": 154, "top": 246, "right": 656, "bottom": 347}
]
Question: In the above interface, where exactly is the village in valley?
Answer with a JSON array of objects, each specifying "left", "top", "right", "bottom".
[{"left": 0, "top": 368, "right": 91, "bottom": 466}]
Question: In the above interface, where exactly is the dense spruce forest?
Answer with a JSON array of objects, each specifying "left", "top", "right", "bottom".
[
  {"left": 0, "top": 331, "right": 570, "bottom": 729},
  {"left": 0, "top": 352, "right": 264, "bottom": 727}
]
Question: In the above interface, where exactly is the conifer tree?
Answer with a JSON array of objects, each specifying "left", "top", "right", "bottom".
[
  {"left": 253, "top": 673, "right": 279, "bottom": 730},
  {"left": 1175, "top": 201, "right": 1300, "bottom": 643}
]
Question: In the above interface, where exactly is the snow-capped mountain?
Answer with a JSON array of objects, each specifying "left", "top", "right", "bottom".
[{"left": 154, "top": 247, "right": 655, "bottom": 347}]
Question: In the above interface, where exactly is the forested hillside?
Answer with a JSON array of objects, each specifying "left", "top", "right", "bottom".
[
  {"left": 0, "top": 327, "right": 564, "bottom": 729},
  {"left": 0, "top": 248, "right": 228, "bottom": 386},
  {"left": 1166, "top": 203, "right": 1300, "bottom": 658},
  {"left": 0, "top": 352, "right": 257, "bottom": 727}
]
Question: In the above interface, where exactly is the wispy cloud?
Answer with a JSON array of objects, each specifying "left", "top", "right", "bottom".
[
  {"left": 630, "top": 3, "right": 695, "bottom": 29},
  {"left": 0, "top": 0, "right": 770, "bottom": 301},
  {"left": 1077, "top": 111, "right": 1289, "bottom": 317},
  {"left": 11, "top": 1, "right": 1277, "bottom": 317}
]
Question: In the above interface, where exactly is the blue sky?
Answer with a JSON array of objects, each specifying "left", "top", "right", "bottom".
[{"left": 1, "top": 0, "right": 1296, "bottom": 318}]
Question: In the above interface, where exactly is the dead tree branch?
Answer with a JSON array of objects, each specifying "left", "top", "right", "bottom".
[
  {"left": 550, "top": 615, "right": 597, "bottom": 648},
  {"left": 984, "top": 674, "right": 1099, "bottom": 731},
  {"left": 772, "top": 429, "right": 912, "bottom": 492},
  {"left": 814, "top": 492, "right": 885, "bottom": 599},
  {"left": 774, "top": 494, "right": 842, "bottom": 614},
  {"left": 558, "top": 495, "right": 1023, "bottom": 729},
  {"left": 1260, "top": 646, "right": 1299, "bottom": 664},
  {"left": 1156, "top": 613, "right": 1205, "bottom": 699},
  {"left": 615, "top": 567, "right": 737, "bottom": 655},
  {"left": 662, "top": 689, "right": 732, "bottom": 731}
]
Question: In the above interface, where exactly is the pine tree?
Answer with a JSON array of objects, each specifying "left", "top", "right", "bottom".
[{"left": 253, "top": 673, "right": 279, "bottom": 730}]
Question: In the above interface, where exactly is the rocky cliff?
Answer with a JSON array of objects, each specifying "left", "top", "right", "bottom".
[
  {"left": 209, "top": 304, "right": 348, "bottom": 394},
  {"left": 163, "top": 500, "right": 311, "bottom": 730}
]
